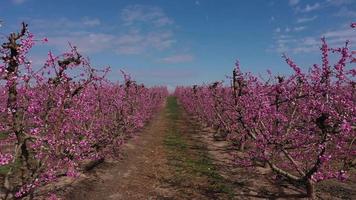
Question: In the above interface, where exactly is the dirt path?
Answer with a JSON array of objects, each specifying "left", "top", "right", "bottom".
[
  {"left": 64, "top": 102, "right": 172, "bottom": 199},
  {"left": 62, "top": 97, "right": 235, "bottom": 200},
  {"left": 61, "top": 97, "right": 355, "bottom": 200}
]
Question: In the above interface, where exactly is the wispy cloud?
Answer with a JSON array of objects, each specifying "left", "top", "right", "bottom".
[
  {"left": 158, "top": 54, "right": 194, "bottom": 64},
  {"left": 270, "top": 26, "right": 356, "bottom": 54},
  {"left": 297, "top": 3, "right": 321, "bottom": 13},
  {"left": 48, "top": 33, "right": 116, "bottom": 54},
  {"left": 289, "top": 0, "right": 300, "bottom": 6},
  {"left": 326, "top": 0, "right": 354, "bottom": 6},
  {"left": 274, "top": 26, "right": 306, "bottom": 33},
  {"left": 297, "top": 16, "right": 317, "bottom": 23},
  {"left": 116, "top": 30, "right": 176, "bottom": 55},
  {"left": 133, "top": 68, "right": 197, "bottom": 79},
  {"left": 121, "top": 5, "right": 174, "bottom": 27},
  {"left": 82, "top": 17, "right": 101, "bottom": 27},
  {"left": 29, "top": 17, "right": 101, "bottom": 31},
  {"left": 269, "top": 16, "right": 275, "bottom": 23},
  {"left": 293, "top": 29, "right": 356, "bottom": 53},
  {"left": 294, "top": 26, "right": 306, "bottom": 31},
  {"left": 269, "top": 35, "right": 317, "bottom": 54},
  {"left": 271, "top": 36, "right": 296, "bottom": 53},
  {"left": 335, "top": 7, "right": 356, "bottom": 17},
  {"left": 324, "top": 29, "right": 356, "bottom": 38},
  {"left": 28, "top": 5, "right": 178, "bottom": 56},
  {"left": 11, "top": 0, "right": 26, "bottom": 5},
  {"left": 46, "top": 29, "right": 176, "bottom": 55}
]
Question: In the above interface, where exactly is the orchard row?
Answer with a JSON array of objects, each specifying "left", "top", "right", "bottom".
[
  {"left": 0, "top": 23, "right": 168, "bottom": 199},
  {"left": 175, "top": 23, "right": 356, "bottom": 199}
]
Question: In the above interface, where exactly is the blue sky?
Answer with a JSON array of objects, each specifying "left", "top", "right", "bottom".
[{"left": 0, "top": 0, "right": 355, "bottom": 89}]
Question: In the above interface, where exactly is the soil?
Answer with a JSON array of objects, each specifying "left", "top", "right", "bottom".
[{"left": 57, "top": 97, "right": 355, "bottom": 200}]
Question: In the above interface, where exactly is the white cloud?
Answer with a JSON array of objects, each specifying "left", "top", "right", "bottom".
[
  {"left": 268, "top": 35, "right": 292, "bottom": 53},
  {"left": 327, "top": 0, "right": 354, "bottom": 6},
  {"left": 115, "top": 31, "right": 176, "bottom": 54},
  {"left": 271, "top": 27, "right": 356, "bottom": 54},
  {"left": 298, "top": 3, "right": 321, "bottom": 12},
  {"left": 324, "top": 29, "right": 355, "bottom": 38},
  {"left": 47, "top": 30, "right": 176, "bottom": 55},
  {"left": 297, "top": 16, "right": 317, "bottom": 23},
  {"left": 335, "top": 7, "right": 356, "bottom": 17},
  {"left": 27, "top": 5, "right": 178, "bottom": 56},
  {"left": 271, "top": 35, "right": 317, "bottom": 54},
  {"left": 121, "top": 5, "right": 174, "bottom": 27},
  {"left": 12, "top": 0, "right": 26, "bottom": 4},
  {"left": 292, "top": 40, "right": 318, "bottom": 53},
  {"left": 158, "top": 54, "right": 194, "bottom": 63},
  {"left": 293, "top": 29, "right": 356, "bottom": 53},
  {"left": 275, "top": 27, "right": 303, "bottom": 34},
  {"left": 274, "top": 42, "right": 289, "bottom": 53},
  {"left": 302, "top": 37, "right": 319, "bottom": 46},
  {"left": 29, "top": 17, "right": 101, "bottom": 31},
  {"left": 278, "top": 34, "right": 293, "bottom": 39},
  {"left": 132, "top": 68, "right": 197, "bottom": 79},
  {"left": 276, "top": 38, "right": 297, "bottom": 45},
  {"left": 294, "top": 26, "right": 306, "bottom": 31},
  {"left": 82, "top": 17, "right": 101, "bottom": 27},
  {"left": 48, "top": 33, "right": 116, "bottom": 54},
  {"left": 289, "top": 0, "right": 300, "bottom": 6}
]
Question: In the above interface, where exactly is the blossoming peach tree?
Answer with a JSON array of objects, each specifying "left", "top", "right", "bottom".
[
  {"left": 0, "top": 23, "right": 167, "bottom": 199},
  {"left": 175, "top": 23, "right": 356, "bottom": 199}
]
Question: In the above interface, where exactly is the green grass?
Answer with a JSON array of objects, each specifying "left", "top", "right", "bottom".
[
  {"left": 0, "top": 158, "right": 21, "bottom": 175},
  {"left": 166, "top": 96, "right": 180, "bottom": 120},
  {"left": 0, "top": 165, "right": 11, "bottom": 175},
  {"left": 163, "top": 96, "right": 234, "bottom": 198},
  {"left": 0, "top": 132, "right": 9, "bottom": 139}
]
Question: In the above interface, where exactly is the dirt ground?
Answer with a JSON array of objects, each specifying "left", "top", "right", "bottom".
[
  {"left": 58, "top": 97, "right": 355, "bottom": 200},
  {"left": 62, "top": 103, "right": 172, "bottom": 199}
]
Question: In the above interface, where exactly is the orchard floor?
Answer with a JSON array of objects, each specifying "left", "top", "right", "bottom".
[{"left": 59, "top": 97, "right": 355, "bottom": 200}]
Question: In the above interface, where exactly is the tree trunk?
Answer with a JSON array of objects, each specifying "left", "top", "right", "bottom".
[
  {"left": 239, "top": 140, "right": 245, "bottom": 151},
  {"left": 306, "top": 179, "right": 316, "bottom": 199}
]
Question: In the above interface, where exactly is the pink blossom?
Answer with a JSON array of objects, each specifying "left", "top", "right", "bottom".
[
  {"left": 0, "top": 153, "right": 13, "bottom": 165},
  {"left": 42, "top": 37, "right": 49, "bottom": 43}
]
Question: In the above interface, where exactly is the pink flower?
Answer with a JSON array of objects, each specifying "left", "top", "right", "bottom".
[
  {"left": 48, "top": 193, "right": 60, "bottom": 200},
  {"left": 0, "top": 153, "right": 13, "bottom": 165},
  {"left": 42, "top": 37, "right": 49, "bottom": 43}
]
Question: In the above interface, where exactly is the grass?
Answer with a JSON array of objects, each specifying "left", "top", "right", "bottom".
[
  {"left": 0, "top": 158, "right": 21, "bottom": 176},
  {"left": 0, "top": 165, "right": 11, "bottom": 175},
  {"left": 163, "top": 96, "right": 234, "bottom": 199},
  {"left": 0, "top": 132, "right": 7, "bottom": 140}
]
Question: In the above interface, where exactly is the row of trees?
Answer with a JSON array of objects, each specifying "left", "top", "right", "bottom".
[
  {"left": 0, "top": 23, "right": 168, "bottom": 199},
  {"left": 175, "top": 23, "right": 355, "bottom": 199}
]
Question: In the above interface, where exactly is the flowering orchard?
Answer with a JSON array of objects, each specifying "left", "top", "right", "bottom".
[
  {"left": 175, "top": 23, "right": 356, "bottom": 198},
  {"left": 0, "top": 23, "right": 168, "bottom": 199}
]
